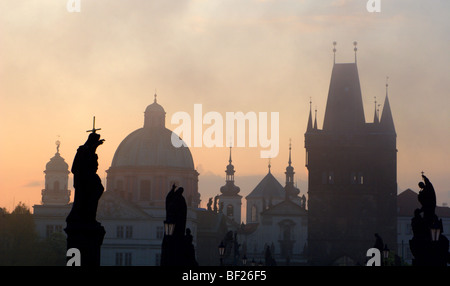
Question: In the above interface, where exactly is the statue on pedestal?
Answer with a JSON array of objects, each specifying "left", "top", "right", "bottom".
[
  {"left": 409, "top": 174, "right": 450, "bottom": 266},
  {"left": 65, "top": 117, "right": 106, "bottom": 266}
]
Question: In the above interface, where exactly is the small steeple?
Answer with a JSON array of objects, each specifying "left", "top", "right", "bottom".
[
  {"left": 314, "top": 107, "right": 318, "bottom": 130},
  {"left": 220, "top": 145, "right": 240, "bottom": 196},
  {"left": 288, "top": 139, "right": 292, "bottom": 166},
  {"left": 307, "top": 98, "right": 313, "bottom": 131},
  {"left": 373, "top": 96, "right": 379, "bottom": 124},
  {"left": 285, "top": 140, "right": 299, "bottom": 200},
  {"left": 380, "top": 77, "right": 396, "bottom": 134},
  {"left": 226, "top": 145, "right": 235, "bottom": 182}
]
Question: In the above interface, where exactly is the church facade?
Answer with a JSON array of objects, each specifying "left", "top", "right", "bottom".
[
  {"left": 35, "top": 96, "right": 201, "bottom": 266},
  {"left": 216, "top": 144, "right": 308, "bottom": 265}
]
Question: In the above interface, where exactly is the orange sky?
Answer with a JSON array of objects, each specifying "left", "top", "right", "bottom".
[{"left": 1, "top": 0, "right": 449, "bottom": 211}]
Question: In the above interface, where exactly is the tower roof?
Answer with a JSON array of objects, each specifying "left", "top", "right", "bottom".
[
  {"left": 45, "top": 141, "right": 69, "bottom": 173},
  {"left": 380, "top": 94, "right": 396, "bottom": 134},
  {"left": 220, "top": 146, "right": 240, "bottom": 196},
  {"left": 322, "top": 63, "right": 365, "bottom": 132},
  {"left": 306, "top": 99, "right": 313, "bottom": 132},
  {"left": 246, "top": 171, "right": 285, "bottom": 200}
]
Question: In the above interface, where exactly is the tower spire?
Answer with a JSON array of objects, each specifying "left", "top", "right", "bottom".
[
  {"left": 225, "top": 145, "right": 235, "bottom": 183},
  {"left": 314, "top": 106, "right": 318, "bottom": 129},
  {"left": 385, "top": 76, "right": 389, "bottom": 96},
  {"left": 380, "top": 76, "right": 396, "bottom": 134},
  {"left": 353, "top": 41, "right": 358, "bottom": 64},
  {"left": 373, "top": 96, "right": 379, "bottom": 123},
  {"left": 288, "top": 138, "right": 292, "bottom": 166},
  {"left": 307, "top": 98, "right": 313, "bottom": 131}
]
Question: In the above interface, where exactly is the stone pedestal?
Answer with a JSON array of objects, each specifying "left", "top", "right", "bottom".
[{"left": 65, "top": 222, "right": 106, "bottom": 266}]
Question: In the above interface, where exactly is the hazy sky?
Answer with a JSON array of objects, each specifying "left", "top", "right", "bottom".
[{"left": 1, "top": 0, "right": 449, "bottom": 211}]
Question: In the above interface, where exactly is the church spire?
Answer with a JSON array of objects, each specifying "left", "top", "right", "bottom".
[
  {"left": 373, "top": 96, "right": 379, "bottom": 124},
  {"left": 226, "top": 145, "right": 235, "bottom": 182},
  {"left": 380, "top": 77, "right": 396, "bottom": 134},
  {"left": 285, "top": 140, "right": 299, "bottom": 200},
  {"left": 288, "top": 138, "right": 292, "bottom": 166},
  {"left": 220, "top": 145, "right": 240, "bottom": 196},
  {"left": 314, "top": 107, "right": 318, "bottom": 130},
  {"left": 307, "top": 98, "right": 313, "bottom": 131}
]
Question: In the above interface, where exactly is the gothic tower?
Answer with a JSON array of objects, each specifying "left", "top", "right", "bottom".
[
  {"left": 305, "top": 43, "right": 397, "bottom": 265},
  {"left": 219, "top": 146, "right": 242, "bottom": 223},
  {"left": 41, "top": 140, "right": 71, "bottom": 205}
]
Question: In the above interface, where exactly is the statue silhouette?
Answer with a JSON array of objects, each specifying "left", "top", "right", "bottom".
[
  {"left": 184, "top": 228, "right": 199, "bottom": 266},
  {"left": 65, "top": 132, "right": 106, "bottom": 266},
  {"left": 162, "top": 185, "right": 192, "bottom": 266},
  {"left": 66, "top": 133, "right": 105, "bottom": 224},
  {"left": 417, "top": 175, "right": 437, "bottom": 224},
  {"left": 410, "top": 174, "right": 450, "bottom": 266},
  {"left": 173, "top": 187, "right": 187, "bottom": 238}
]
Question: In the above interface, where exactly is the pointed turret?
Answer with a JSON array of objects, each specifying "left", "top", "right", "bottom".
[
  {"left": 307, "top": 99, "right": 313, "bottom": 132},
  {"left": 380, "top": 81, "right": 396, "bottom": 134},
  {"left": 314, "top": 108, "right": 318, "bottom": 129},
  {"left": 373, "top": 97, "right": 379, "bottom": 124}
]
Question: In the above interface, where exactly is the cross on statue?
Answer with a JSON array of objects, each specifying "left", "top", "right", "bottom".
[{"left": 86, "top": 116, "right": 101, "bottom": 134}]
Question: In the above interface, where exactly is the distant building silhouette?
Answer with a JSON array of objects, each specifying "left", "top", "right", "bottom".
[
  {"left": 305, "top": 48, "right": 397, "bottom": 265},
  {"left": 218, "top": 146, "right": 242, "bottom": 225},
  {"left": 34, "top": 141, "right": 71, "bottom": 239}
]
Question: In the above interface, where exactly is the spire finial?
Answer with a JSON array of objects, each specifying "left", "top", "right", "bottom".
[
  {"left": 229, "top": 144, "right": 232, "bottom": 164},
  {"left": 353, "top": 41, "right": 358, "bottom": 63},
  {"left": 314, "top": 106, "right": 318, "bottom": 129},
  {"left": 268, "top": 157, "right": 271, "bottom": 173},
  {"left": 154, "top": 89, "right": 157, "bottom": 103},
  {"left": 307, "top": 98, "right": 313, "bottom": 131},
  {"left": 373, "top": 96, "right": 379, "bottom": 123},
  {"left": 385, "top": 76, "right": 389, "bottom": 95},
  {"left": 288, "top": 139, "right": 292, "bottom": 166},
  {"left": 333, "top": 41, "right": 337, "bottom": 64},
  {"left": 55, "top": 137, "right": 61, "bottom": 154}
]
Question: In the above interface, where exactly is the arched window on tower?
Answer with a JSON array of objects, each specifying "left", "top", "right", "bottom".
[{"left": 227, "top": 204, "right": 234, "bottom": 217}]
